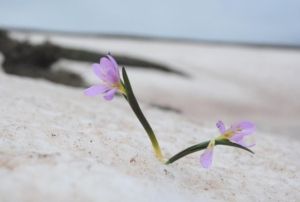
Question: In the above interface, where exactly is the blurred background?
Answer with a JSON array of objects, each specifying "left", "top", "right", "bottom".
[
  {"left": 1, "top": 0, "right": 300, "bottom": 45},
  {"left": 1, "top": 0, "right": 300, "bottom": 138}
]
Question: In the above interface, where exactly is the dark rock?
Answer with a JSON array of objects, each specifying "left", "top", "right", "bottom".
[{"left": 0, "top": 29, "right": 188, "bottom": 87}]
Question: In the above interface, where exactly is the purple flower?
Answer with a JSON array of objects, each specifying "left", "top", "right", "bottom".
[
  {"left": 84, "top": 55, "right": 125, "bottom": 100},
  {"left": 200, "top": 121, "right": 255, "bottom": 168}
]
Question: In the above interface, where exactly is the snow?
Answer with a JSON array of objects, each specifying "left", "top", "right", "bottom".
[{"left": 0, "top": 33, "right": 299, "bottom": 201}]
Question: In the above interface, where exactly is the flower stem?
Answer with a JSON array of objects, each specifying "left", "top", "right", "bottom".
[
  {"left": 121, "top": 67, "right": 164, "bottom": 161},
  {"left": 166, "top": 139, "right": 254, "bottom": 164}
]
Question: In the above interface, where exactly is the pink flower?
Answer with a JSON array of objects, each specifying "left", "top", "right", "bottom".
[
  {"left": 200, "top": 121, "right": 255, "bottom": 168},
  {"left": 84, "top": 55, "right": 125, "bottom": 100}
]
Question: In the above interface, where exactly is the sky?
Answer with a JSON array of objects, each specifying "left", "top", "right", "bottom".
[{"left": 0, "top": 0, "right": 300, "bottom": 45}]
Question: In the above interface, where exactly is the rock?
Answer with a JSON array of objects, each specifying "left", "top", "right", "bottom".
[{"left": 0, "top": 29, "right": 185, "bottom": 88}]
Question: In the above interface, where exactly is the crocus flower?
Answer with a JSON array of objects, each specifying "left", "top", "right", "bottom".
[
  {"left": 84, "top": 55, "right": 125, "bottom": 100},
  {"left": 200, "top": 120, "right": 255, "bottom": 168}
]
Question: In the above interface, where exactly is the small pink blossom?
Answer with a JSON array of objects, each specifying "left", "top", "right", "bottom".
[
  {"left": 200, "top": 121, "right": 255, "bottom": 168},
  {"left": 84, "top": 55, "right": 124, "bottom": 100}
]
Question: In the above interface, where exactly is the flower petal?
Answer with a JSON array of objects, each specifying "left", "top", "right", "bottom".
[
  {"left": 103, "top": 88, "right": 117, "bottom": 101},
  {"left": 106, "top": 68, "right": 120, "bottom": 83},
  {"left": 84, "top": 85, "right": 108, "bottom": 96},
  {"left": 216, "top": 120, "right": 226, "bottom": 134},
  {"left": 92, "top": 63, "right": 103, "bottom": 79},
  {"left": 99, "top": 57, "right": 120, "bottom": 83},
  {"left": 200, "top": 148, "right": 214, "bottom": 169},
  {"left": 229, "top": 133, "right": 246, "bottom": 143},
  {"left": 231, "top": 121, "right": 255, "bottom": 135},
  {"left": 107, "top": 54, "right": 120, "bottom": 78},
  {"left": 230, "top": 134, "right": 256, "bottom": 148}
]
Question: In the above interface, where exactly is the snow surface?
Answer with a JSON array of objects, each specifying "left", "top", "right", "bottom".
[{"left": 0, "top": 33, "right": 299, "bottom": 201}]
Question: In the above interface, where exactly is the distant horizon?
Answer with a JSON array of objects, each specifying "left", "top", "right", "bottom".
[
  {"left": 3, "top": 26, "right": 300, "bottom": 50},
  {"left": 1, "top": 0, "right": 300, "bottom": 46}
]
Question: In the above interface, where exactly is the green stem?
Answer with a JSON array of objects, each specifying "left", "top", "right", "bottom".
[
  {"left": 121, "top": 68, "right": 164, "bottom": 161},
  {"left": 166, "top": 139, "right": 254, "bottom": 164}
]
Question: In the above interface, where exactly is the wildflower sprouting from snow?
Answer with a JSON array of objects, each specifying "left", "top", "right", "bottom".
[
  {"left": 84, "top": 54, "right": 163, "bottom": 161},
  {"left": 85, "top": 54, "right": 255, "bottom": 166},
  {"left": 84, "top": 54, "right": 125, "bottom": 100},
  {"left": 200, "top": 121, "right": 255, "bottom": 168}
]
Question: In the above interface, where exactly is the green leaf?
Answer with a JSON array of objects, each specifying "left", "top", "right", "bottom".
[
  {"left": 166, "top": 141, "right": 210, "bottom": 164},
  {"left": 122, "top": 67, "right": 163, "bottom": 160},
  {"left": 122, "top": 67, "right": 153, "bottom": 135},
  {"left": 122, "top": 67, "right": 133, "bottom": 98},
  {"left": 166, "top": 139, "right": 254, "bottom": 164},
  {"left": 215, "top": 139, "right": 254, "bottom": 154}
]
